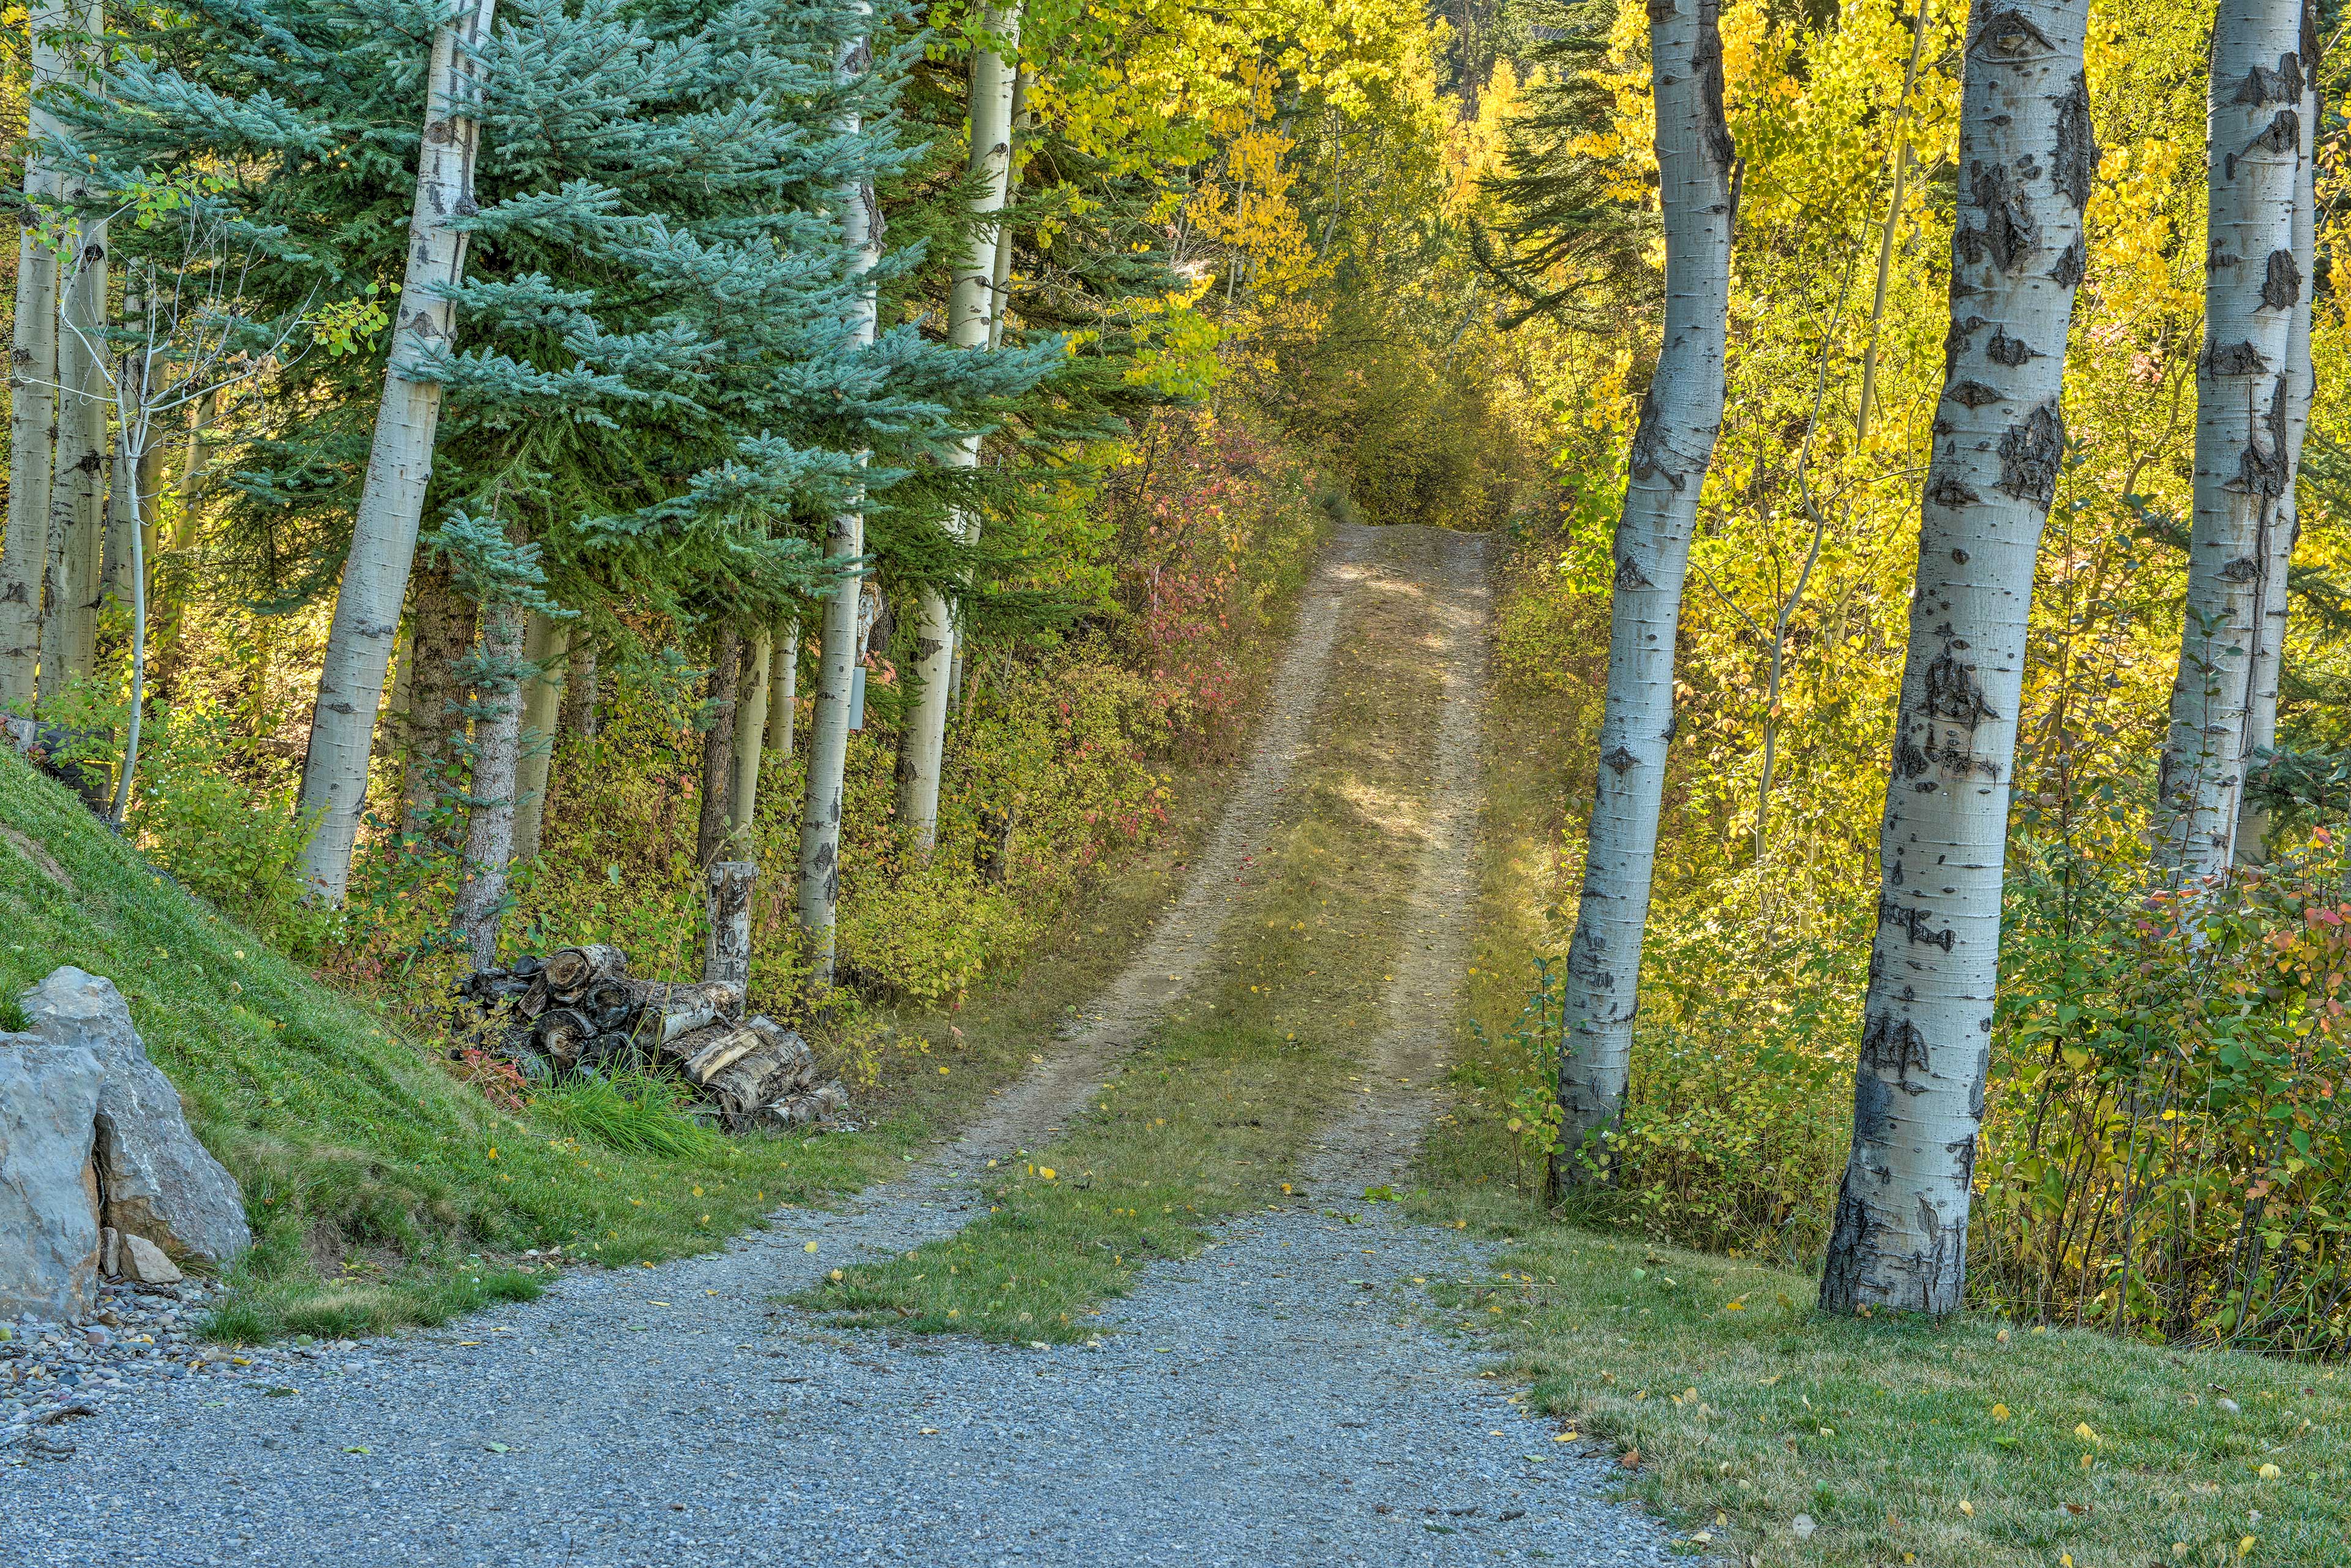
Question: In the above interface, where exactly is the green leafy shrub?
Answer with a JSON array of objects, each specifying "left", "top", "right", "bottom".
[
  {"left": 128, "top": 698, "right": 320, "bottom": 933},
  {"left": 1974, "top": 829, "right": 2351, "bottom": 1351},
  {"left": 1571, "top": 888, "right": 1865, "bottom": 1264},
  {"left": 1468, "top": 956, "right": 1568, "bottom": 1196}
]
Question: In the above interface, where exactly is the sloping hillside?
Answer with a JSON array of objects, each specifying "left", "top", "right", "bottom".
[{"left": 0, "top": 751, "right": 886, "bottom": 1339}]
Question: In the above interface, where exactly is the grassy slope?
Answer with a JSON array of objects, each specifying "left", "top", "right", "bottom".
[
  {"left": 0, "top": 749, "right": 901, "bottom": 1338},
  {"left": 1409, "top": 550, "right": 2351, "bottom": 1567}
]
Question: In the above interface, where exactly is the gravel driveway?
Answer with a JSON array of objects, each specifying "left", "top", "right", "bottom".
[{"left": 0, "top": 528, "right": 1687, "bottom": 1568}]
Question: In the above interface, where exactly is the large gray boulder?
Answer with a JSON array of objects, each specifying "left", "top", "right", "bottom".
[
  {"left": 21, "top": 968, "right": 251, "bottom": 1268},
  {"left": 0, "top": 1035, "right": 104, "bottom": 1319}
]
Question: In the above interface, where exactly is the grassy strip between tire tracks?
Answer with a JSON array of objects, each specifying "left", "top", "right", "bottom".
[{"left": 794, "top": 547, "right": 1451, "bottom": 1338}]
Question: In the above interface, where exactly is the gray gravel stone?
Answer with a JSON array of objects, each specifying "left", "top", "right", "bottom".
[{"left": 0, "top": 1195, "right": 1684, "bottom": 1567}]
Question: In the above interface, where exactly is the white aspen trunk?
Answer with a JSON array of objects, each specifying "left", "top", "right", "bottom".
[
  {"left": 1551, "top": 0, "right": 1737, "bottom": 1183},
  {"left": 2153, "top": 0, "right": 2305, "bottom": 879},
  {"left": 108, "top": 274, "right": 161, "bottom": 823},
  {"left": 984, "top": 69, "right": 1026, "bottom": 355},
  {"left": 450, "top": 599, "right": 523, "bottom": 972},
  {"left": 39, "top": 170, "right": 108, "bottom": 705},
  {"left": 2235, "top": 8, "right": 2318, "bottom": 865},
  {"left": 766, "top": 617, "right": 799, "bottom": 759},
  {"left": 293, "top": 0, "right": 497, "bottom": 902},
  {"left": 1819, "top": 0, "right": 2094, "bottom": 1315},
  {"left": 895, "top": 5, "right": 1022, "bottom": 854},
  {"left": 729, "top": 627, "right": 772, "bottom": 849},
  {"left": 508, "top": 610, "right": 565, "bottom": 863},
  {"left": 101, "top": 276, "right": 149, "bottom": 614},
  {"left": 0, "top": 2, "right": 66, "bottom": 710},
  {"left": 108, "top": 409, "right": 146, "bottom": 824},
  {"left": 796, "top": 16, "right": 882, "bottom": 988}
]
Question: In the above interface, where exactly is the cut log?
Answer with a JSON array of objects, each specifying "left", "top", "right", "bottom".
[
  {"left": 631, "top": 980, "right": 744, "bottom": 1048},
  {"left": 678, "top": 1022, "right": 765, "bottom": 1086},
  {"left": 516, "top": 973, "right": 551, "bottom": 1021},
  {"left": 532, "top": 1007, "right": 594, "bottom": 1063},
  {"left": 541, "top": 943, "right": 628, "bottom": 1000},
  {"left": 582, "top": 975, "right": 642, "bottom": 1028},
  {"left": 577, "top": 1031, "right": 636, "bottom": 1072},
  {"left": 708, "top": 1050, "right": 814, "bottom": 1124},
  {"left": 763, "top": 1081, "right": 848, "bottom": 1128}
]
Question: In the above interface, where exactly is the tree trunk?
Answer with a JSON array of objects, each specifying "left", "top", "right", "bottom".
[
  {"left": 399, "top": 565, "right": 476, "bottom": 844},
  {"left": 509, "top": 610, "right": 566, "bottom": 863},
  {"left": 108, "top": 279, "right": 157, "bottom": 825},
  {"left": 766, "top": 617, "right": 799, "bottom": 759},
  {"left": 894, "top": 5, "right": 1021, "bottom": 855},
  {"left": 2153, "top": 0, "right": 2305, "bottom": 879},
  {"left": 703, "top": 860, "right": 757, "bottom": 991},
  {"left": 986, "top": 69, "right": 1027, "bottom": 354},
  {"left": 38, "top": 145, "right": 108, "bottom": 707},
  {"left": 560, "top": 637, "right": 598, "bottom": 739},
  {"left": 450, "top": 599, "right": 525, "bottom": 972},
  {"left": 150, "top": 391, "right": 217, "bottom": 673},
  {"left": 0, "top": 2, "right": 65, "bottom": 711},
  {"left": 729, "top": 627, "right": 771, "bottom": 849},
  {"left": 696, "top": 626, "right": 742, "bottom": 869},
  {"left": 1551, "top": 0, "right": 1738, "bottom": 1184},
  {"left": 101, "top": 278, "right": 151, "bottom": 615},
  {"left": 1819, "top": 0, "right": 2094, "bottom": 1316},
  {"left": 797, "top": 20, "right": 884, "bottom": 989},
  {"left": 294, "top": 0, "right": 498, "bottom": 902},
  {"left": 2235, "top": 8, "right": 2319, "bottom": 865},
  {"left": 377, "top": 621, "right": 413, "bottom": 771}
]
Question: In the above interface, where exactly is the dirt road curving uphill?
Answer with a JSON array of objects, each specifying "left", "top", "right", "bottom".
[{"left": 1, "top": 526, "right": 1684, "bottom": 1568}]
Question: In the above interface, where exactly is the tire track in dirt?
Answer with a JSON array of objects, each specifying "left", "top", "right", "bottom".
[
  {"left": 911, "top": 527, "right": 1373, "bottom": 1177},
  {"left": 1297, "top": 523, "right": 1493, "bottom": 1190}
]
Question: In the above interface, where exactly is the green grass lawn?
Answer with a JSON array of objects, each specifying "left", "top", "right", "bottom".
[{"left": 1403, "top": 1180, "right": 2351, "bottom": 1568}]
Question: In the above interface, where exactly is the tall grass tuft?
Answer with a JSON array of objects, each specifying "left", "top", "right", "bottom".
[{"left": 532, "top": 1070, "right": 721, "bottom": 1158}]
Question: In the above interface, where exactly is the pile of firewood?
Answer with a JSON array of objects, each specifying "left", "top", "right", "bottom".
[{"left": 453, "top": 943, "right": 848, "bottom": 1132}]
